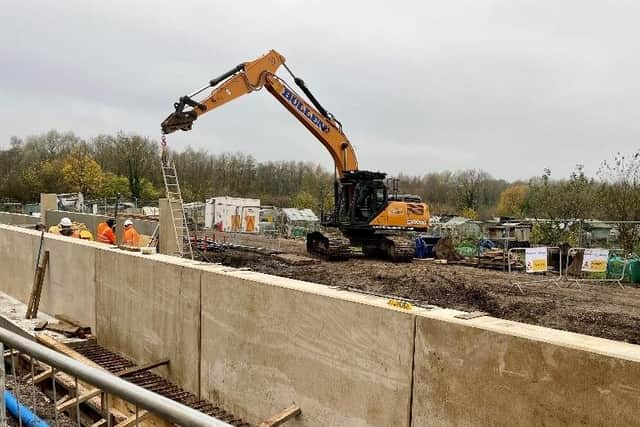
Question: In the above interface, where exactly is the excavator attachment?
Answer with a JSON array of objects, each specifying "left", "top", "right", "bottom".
[
  {"left": 161, "top": 95, "right": 206, "bottom": 134},
  {"left": 161, "top": 109, "right": 197, "bottom": 134}
]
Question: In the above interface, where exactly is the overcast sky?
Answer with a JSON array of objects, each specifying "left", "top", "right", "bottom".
[{"left": 1, "top": 1, "right": 639, "bottom": 181}]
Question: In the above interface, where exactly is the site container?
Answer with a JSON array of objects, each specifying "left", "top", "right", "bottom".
[{"left": 204, "top": 197, "right": 260, "bottom": 233}]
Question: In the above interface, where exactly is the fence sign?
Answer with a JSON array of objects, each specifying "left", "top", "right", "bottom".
[
  {"left": 582, "top": 249, "right": 609, "bottom": 272},
  {"left": 525, "top": 247, "right": 548, "bottom": 273}
]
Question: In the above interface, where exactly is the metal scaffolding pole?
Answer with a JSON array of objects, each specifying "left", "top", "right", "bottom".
[{"left": 0, "top": 327, "right": 230, "bottom": 427}]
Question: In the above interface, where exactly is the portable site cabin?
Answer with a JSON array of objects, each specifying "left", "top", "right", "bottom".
[{"left": 204, "top": 197, "right": 260, "bottom": 233}]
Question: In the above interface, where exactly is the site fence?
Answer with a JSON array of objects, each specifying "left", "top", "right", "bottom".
[
  {"left": 0, "top": 326, "right": 231, "bottom": 427},
  {"left": 430, "top": 219, "right": 640, "bottom": 254},
  {"left": 506, "top": 246, "right": 562, "bottom": 294},
  {"left": 564, "top": 247, "right": 627, "bottom": 289}
]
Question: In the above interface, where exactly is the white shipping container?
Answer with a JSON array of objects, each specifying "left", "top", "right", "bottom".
[{"left": 204, "top": 197, "right": 260, "bottom": 233}]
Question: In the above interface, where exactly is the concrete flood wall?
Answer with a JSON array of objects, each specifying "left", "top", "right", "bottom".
[
  {"left": 199, "top": 269, "right": 414, "bottom": 426},
  {"left": 0, "top": 225, "right": 96, "bottom": 330},
  {"left": 95, "top": 249, "right": 201, "bottom": 394},
  {"left": 1, "top": 224, "right": 640, "bottom": 426},
  {"left": 0, "top": 212, "right": 40, "bottom": 227},
  {"left": 411, "top": 311, "right": 640, "bottom": 426}
]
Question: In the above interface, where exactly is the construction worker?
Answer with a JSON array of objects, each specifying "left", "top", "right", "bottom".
[
  {"left": 123, "top": 219, "right": 140, "bottom": 247},
  {"left": 76, "top": 225, "right": 94, "bottom": 240},
  {"left": 97, "top": 218, "right": 116, "bottom": 244},
  {"left": 48, "top": 217, "right": 93, "bottom": 240},
  {"left": 48, "top": 217, "right": 74, "bottom": 236},
  {"left": 160, "top": 134, "right": 168, "bottom": 166}
]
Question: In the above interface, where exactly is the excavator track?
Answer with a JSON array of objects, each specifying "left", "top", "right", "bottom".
[
  {"left": 382, "top": 235, "right": 415, "bottom": 262},
  {"left": 306, "top": 231, "right": 352, "bottom": 260}
]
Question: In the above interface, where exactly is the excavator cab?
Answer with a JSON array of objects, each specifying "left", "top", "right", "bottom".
[{"left": 334, "top": 171, "right": 388, "bottom": 227}]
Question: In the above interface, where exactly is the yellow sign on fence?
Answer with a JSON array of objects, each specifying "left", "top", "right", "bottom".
[
  {"left": 525, "top": 247, "right": 548, "bottom": 273},
  {"left": 582, "top": 249, "right": 609, "bottom": 273}
]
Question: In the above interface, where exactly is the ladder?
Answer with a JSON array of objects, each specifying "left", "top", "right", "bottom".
[{"left": 161, "top": 161, "right": 194, "bottom": 259}]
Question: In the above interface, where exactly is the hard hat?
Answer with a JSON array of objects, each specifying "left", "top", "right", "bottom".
[
  {"left": 124, "top": 219, "right": 133, "bottom": 227},
  {"left": 60, "top": 217, "right": 72, "bottom": 227}
]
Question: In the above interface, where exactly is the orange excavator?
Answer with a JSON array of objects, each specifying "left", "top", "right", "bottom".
[{"left": 161, "top": 50, "right": 429, "bottom": 261}]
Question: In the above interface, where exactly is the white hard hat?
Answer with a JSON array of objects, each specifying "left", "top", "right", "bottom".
[
  {"left": 60, "top": 217, "right": 72, "bottom": 227},
  {"left": 124, "top": 219, "right": 133, "bottom": 227}
]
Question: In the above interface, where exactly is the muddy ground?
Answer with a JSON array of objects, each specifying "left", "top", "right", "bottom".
[{"left": 209, "top": 249, "right": 640, "bottom": 345}]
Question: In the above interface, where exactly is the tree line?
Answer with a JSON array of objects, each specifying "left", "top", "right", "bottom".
[
  {"left": 0, "top": 130, "right": 334, "bottom": 209},
  {"left": 1, "top": 130, "right": 639, "bottom": 229}
]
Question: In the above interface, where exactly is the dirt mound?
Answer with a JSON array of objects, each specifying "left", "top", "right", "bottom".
[{"left": 434, "top": 237, "right": 463, "bottom": 261}]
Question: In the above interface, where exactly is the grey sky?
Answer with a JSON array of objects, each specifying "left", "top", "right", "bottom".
[{"left": 1, "top": 0, "right": 639, "bottom": 181}]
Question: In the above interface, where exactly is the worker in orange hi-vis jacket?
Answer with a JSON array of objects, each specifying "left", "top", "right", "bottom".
[
  {"left": 97, "top": 218, "right": 116, "bottom": 244},
  {"left": 123, "top": 219, "right": 140, "bottom": 247}
]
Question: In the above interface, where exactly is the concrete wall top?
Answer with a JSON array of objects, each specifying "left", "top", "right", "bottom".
[
  {"left": 0, "top": 212, "right": 40, "bottom": 226},
  {"left": 411, "top": 305, "right": 640, "bottom": 363}
]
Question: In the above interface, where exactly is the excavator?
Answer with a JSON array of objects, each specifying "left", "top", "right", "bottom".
[{"left": 161, "top": 50, "right": 429, "bottom": 261}]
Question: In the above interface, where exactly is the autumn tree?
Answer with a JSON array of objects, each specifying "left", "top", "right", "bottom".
[
  {"left": 62, "top": 146, "right": 103, "bottom": 196},
  {"left": 99, "top": 173, "right": 131, "bottom": 198},
  {"left": 497, "top": 184, "right": 528, "bottom": 217},
  {"left": 292, "top": 191, "right": 315, "bottom": 209}
]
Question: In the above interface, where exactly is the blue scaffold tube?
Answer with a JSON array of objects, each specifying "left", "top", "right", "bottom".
[{"left": 4, "top": 390, "right": 50, "bottom": 427}]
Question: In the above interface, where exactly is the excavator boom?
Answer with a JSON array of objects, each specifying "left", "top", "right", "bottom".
[{"left": 161, "top": 49, "right": 358, "bottom": 176}]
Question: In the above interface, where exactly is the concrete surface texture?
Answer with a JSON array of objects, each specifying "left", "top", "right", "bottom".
[
  {"left": 411, "top": 311, "right": 640, "bottom": 426},
  {"left": 159, "top": 198, "right": 182, "bottom": 255},
  {"left": 199, "top": 268, "right": 414, "bottom": 426},
  {"left": 1, "top": 224, "right": 640, "bottom": 426},
  {"left": 0, "top": 226, "right": 98, "bottom": 330},
  {"left": 40, "top": 193, "right": 57, "bottom": 225},
  {"left": 95, "top": 248, "right": 201, "bottom": 394}
]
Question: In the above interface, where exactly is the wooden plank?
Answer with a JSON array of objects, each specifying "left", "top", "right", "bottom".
[
  {"left": 115, "top": 358, "right": 170, "bottom": 377},
  {"left": 454, "top": 311, "right": 489, "bottom": 320},
  {"left": 34, "top": 320, "right": 48, "bottom": 331},
  {"left": 32, "top": 368, "right": 54, "bottom": 384},
  {"left": 258, "top": 405, "right": 301, "bottom": 427},
  {"left": 36, "top": 334, "right": 101, "bottom": 368},
  {"left": 57, "top": 388, "right": 102, "bottom": 412},
  {"left": 54, "top": 314, "right": 83, "bottom": 327},
  {"left": 44, "top": 322, "right": 82, "bottom": 337},
  {"left": 33, "top": 250, "right": 50, "bottom": 316},
  {"left": 114, "top": 410, "right": 151, "bottom": 427},
  {"left": 26, "top": 250, "right": 49, "bottom": 319},
  {"left": 90, "top": 419, "right": 107, "bottom": 427}
]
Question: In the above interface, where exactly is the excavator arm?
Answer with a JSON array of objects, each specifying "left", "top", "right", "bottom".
[{"left": 161, "top": 50, "right": 358, "bottom": 177}]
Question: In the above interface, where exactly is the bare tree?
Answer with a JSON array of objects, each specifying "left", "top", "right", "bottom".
[{"left": 598, "top": 151, "right": 640, "bottom": 252}]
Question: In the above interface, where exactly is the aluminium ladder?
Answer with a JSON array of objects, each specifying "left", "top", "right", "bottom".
[{"left": 161, "top": 161, "right": 194, "bottom": 259}]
